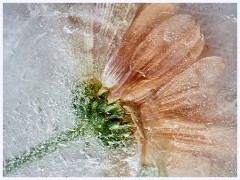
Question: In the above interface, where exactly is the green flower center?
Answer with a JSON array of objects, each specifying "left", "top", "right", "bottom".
[{"left": 71, "top": 78, "right": 136, "bottom": 148}]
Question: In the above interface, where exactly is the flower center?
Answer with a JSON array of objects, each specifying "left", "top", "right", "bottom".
[{"left": 71, "top": 78, "right": 136, "bottom": 148}]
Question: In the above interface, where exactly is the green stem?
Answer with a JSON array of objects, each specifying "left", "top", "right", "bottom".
[
  {"left": 3, "top": 124, "right": 83, "bottom": 176},
  {"left": 3, "top": 79, "right": 135, "bottom": 175}
]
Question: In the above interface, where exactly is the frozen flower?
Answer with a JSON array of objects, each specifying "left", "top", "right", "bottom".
[
  {"left": 3, "top": 3, "right": 236, "bottom": 177},
  {"left": 102, "top": 3, "right": 236, "bottom": 176}
]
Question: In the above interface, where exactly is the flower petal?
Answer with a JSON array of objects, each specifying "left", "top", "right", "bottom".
[
  {"left": 103, "top": 3, "right": 180, "bottom": 88},
  {"left": 146, "top": 56, "right": 235, "bottom": 126},
  {"left": 132, "top": 57, "right": 236, "bottom": 176},
  {"left": 138, "top": 113, "right": 236, "bottom": 176},
  {"left": 93, "top": 4, "right": 138, "bottom": 78},
  {"left": 111, "top": 13, "right": 204, "bottom": 102}
]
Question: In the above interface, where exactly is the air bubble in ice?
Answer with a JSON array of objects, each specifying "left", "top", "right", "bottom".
[
  {"left": 63, "top": 25, "right": 76, "bottom": 34},
  {"left": 42, "top": 90, "right": 49, "bottom": 95},
  {"left": 21, "top": 71, "right": 30, "bottom": 81},
  {"left": 42, "top": 109, "right": 49, "bottom": 117},
  {"left": 36, "top": 118, "right": 44, "bottom": 130},
  {"left": 147, "top": 127, "right": 152, "bottom": 132},
  {"left": 52, "top": 123, "right": 58, "bottom": 131},
  {"left": 32, "top": 98, "right": 40, "bottom": 105},
  {"left": 173, "top": 124, "right": 180, "bottom": 128},
  {"left": 34, "top": 107, "right": 43, "bottom": 114},
  {"left": 13, "top": 107, "right": 18, "bottom": 113},
  {"left": 47, "top": 98, "right": 55, "bottom": 106},
  {"left": 27, "top": 113, "right": 33, "bottom": 120}
]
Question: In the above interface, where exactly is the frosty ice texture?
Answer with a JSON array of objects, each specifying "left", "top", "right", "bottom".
[{"left": 3, "top": 3, "right": 236, "bottom": 176}]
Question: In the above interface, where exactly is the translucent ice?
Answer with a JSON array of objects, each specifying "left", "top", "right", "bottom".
[{"left": 3, "top": 3, "right": 236, "bottom": 177}]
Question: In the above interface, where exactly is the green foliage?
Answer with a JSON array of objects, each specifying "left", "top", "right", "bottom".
[{"left": 71, "top": 79, "right": 135, "bottom": 148}]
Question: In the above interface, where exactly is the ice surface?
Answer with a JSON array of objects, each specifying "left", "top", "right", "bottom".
[
  {"left": 3, "top": 3, "right": 140, "bottom": 177},
  {"left": 3, "top": 3, "right": 237, "bottom": 177}
]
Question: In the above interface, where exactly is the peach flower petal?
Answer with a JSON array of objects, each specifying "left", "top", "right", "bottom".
[
  {"left": 103, "top": 3, "right": 180, "bottom": 88},
  {"left": 111, "top": 19, "right": 205, "bottom": 102},
  {"left": 133, "top": 57, "right": 236, "bottom": 176}
]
